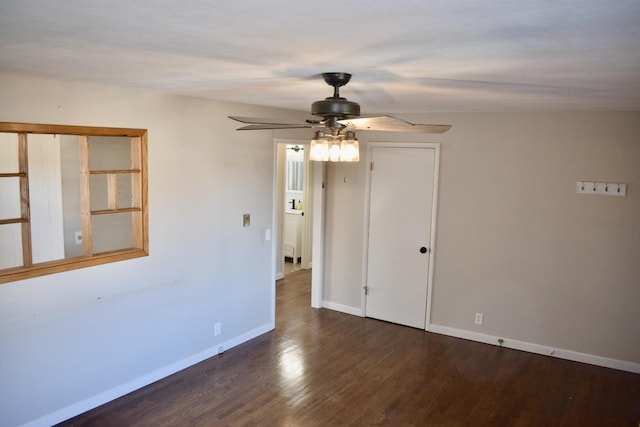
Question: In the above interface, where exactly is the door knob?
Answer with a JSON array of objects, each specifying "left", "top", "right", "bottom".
[{"left": 419, "top": 246, "right": 428, "bottom": 254}]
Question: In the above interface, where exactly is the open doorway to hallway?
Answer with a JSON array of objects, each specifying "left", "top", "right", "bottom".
[{"left": 275, "top": 140, "right": 313, "bottom": 279}]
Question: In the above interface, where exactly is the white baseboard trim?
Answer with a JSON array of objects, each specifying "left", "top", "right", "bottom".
[
  {"left": 429, "top": 324, "right": 640, "bottom": 374},
  {"left": 322, "top": 300, "right": 363, "bottom": 317},
  {"left": 275, "top": 272, "right": 284, "bottom": 280},
  {"left": 25, "top": 322, "right": 275, "bottom": 427}
]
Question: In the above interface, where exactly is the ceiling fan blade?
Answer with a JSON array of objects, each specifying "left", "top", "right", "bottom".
[
  {"left": 229, "top": 116, "right": 311, "bottom": 126},
  {"left": 235, "top": 124, "right": 314, "bottom": 131},
  {"left": 338, "top": 115, "right": 451, "bottom": 133}
]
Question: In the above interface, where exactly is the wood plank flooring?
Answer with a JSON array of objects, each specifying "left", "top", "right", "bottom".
[{"left": 59, "top": 269, "right": 640, "bottom": 426}]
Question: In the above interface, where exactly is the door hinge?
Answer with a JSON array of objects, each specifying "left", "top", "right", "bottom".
[
  {"left": 363, "top": 286, "right": 369, "bottom": 295},
  {"left": 370, "top": 161, "right": 374, "bottom": 171}
]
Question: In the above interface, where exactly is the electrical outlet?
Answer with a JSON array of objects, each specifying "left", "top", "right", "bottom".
[
  {"left": 474, "top": 313, "right": 484, "bottom": 325},
  {"left": 214, "top": 322, "right": 221, "bottom": 336}
]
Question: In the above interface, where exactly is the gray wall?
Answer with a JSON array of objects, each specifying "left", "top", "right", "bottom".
[
  {"left": 60, "top": 135, "right": 82, "bottom": 257},
  {"left": 0, "top": 74, "right": 306, "bottom": 427},
  {"left": 322, "top": 111, "right": 640, "bottom": 367}
]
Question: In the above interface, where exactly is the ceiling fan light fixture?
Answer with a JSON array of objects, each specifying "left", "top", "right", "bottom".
[
  {"left": 310, "top": 130, "right": 360, "bottom": 162},
  {"left": 328, "top": 138, "right": 342, "bottom": 162},
  {"left": 309, "top": 130, "right": 329, "bottom": 161},
  {"left": 339, "top": 131, "right": 359, "bottom": 162}
]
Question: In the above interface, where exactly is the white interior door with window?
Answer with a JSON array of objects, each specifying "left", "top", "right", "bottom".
[{"left": 364, "top": 143, "right": 439, "bottom": 329}]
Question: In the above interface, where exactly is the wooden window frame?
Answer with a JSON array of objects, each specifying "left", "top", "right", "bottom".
[{"left": 0, "top": 122, "right": 149, "bottom": 284}]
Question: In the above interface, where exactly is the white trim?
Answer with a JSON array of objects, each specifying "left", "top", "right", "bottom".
[
  {"left": 310, "top": 162, "right": 325, "bottom": 308},
  {"left": 430, "top": 324, "right": 640, "bottom": 374},
  {"left": 322, "top": 300, "right": 364, "bottom": 317},
  {"left": 301, "top": 146, "right": 313, "bottom": 270},
  {"left": 362, "top": 142, "right": 441, "bottom": 327},
  {"left": 270, "top": 139, "right": 279, "bottom": 326},
  {"left": 24, "top": 323, "right": 275, "bottom": 427},
  {"left": 425, "top": 143, "right": 440, "bottom": 330},
  {"left": 360, "top": 143, "right": 373, "bottom": 316}
]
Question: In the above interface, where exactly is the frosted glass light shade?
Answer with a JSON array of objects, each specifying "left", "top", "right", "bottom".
[
  {"left": 328, "top": 140, "right": 341, "bottom": 162},
  {"left": 309, "top": 131, "right": 329, "bottom": 161},
  {"left": 339, "top": 140, "right": 359, "bottom": 162}
]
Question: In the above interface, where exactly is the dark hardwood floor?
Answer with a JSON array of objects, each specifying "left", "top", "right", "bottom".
[{"left": 60, "top": 269, "right": 640, "bottom": 426}]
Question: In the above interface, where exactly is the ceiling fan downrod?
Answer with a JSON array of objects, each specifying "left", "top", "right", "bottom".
[{"left": 323, "top": 72, "right": 352, "bottom": 98}]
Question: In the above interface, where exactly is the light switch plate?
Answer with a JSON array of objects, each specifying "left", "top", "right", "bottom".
[{"left": 243, "top": 213, "right": 250, "bottom": 227}]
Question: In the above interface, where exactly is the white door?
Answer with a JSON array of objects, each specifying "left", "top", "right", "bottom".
[{"left": 365, "top": 145, "right": 437, "bottom": 329}]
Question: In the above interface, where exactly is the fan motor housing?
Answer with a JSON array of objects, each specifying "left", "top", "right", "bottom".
[{"left": 311, "top": 97, "right": 360, "bottom": 117}]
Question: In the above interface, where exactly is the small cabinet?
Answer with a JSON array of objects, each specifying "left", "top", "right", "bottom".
[{"left": 284, "top": 210, "right": 302, "bottom": 264}]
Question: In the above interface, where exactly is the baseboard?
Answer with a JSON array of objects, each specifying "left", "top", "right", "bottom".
[
  {"left": 25, "top": 322, "right": 275, "bottom": 427},
  {"left": 275, "top": 272, "right": 284, "bottom": 280},
  {"left": 429, "top": 324, "right": 640, "bottom": 374},
  {"left": 322, "top": 300, "right": 363, "bottom": 317}
]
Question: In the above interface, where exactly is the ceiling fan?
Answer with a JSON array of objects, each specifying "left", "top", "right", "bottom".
[{"left": 229, "top": 72, "right": 451, "bottom": 161}]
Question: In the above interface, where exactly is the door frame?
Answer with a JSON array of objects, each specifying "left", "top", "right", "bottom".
[
  {"left": 273, "top": 138, "right": 325, "bottom": 308},
  {"left": 361, "top": 142, "right": 441, "bottom": 331}
]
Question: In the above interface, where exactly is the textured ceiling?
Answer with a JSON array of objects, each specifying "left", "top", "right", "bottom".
[{"left": 1, "top": 0, "right": 639, "bottom": 114}]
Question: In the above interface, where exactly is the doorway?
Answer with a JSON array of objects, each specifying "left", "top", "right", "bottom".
[
  {"left": 275, "top": 140, "right": 314, "bottom": 279},
  {"left": 363, "top": 143, "right": 440, "bottom": 330}
]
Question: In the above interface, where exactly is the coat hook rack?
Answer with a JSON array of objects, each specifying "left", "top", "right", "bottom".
[{"left": 576, "top": 181, "right": 626, "bottom": 197}]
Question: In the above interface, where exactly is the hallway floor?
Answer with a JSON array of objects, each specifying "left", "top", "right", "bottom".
[{"left": 283, "top": 258, "right": 303, "bottom": 275}]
